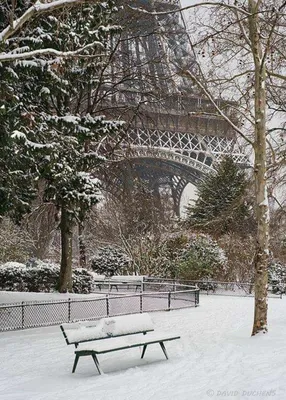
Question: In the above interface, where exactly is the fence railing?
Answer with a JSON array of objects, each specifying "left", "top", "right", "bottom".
[
  {"left": 143, "top": 277, "right": 283, "bottom": 299},
  {"left": 0, "top": 282, "right": 199, "bottom": 332}
]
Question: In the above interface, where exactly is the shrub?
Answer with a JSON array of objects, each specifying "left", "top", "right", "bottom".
[
  {"left": 90, "top": 246, "right": 131, "bottom": 277},
  {"left": 268, "top": 259, "right": 286, "bottom": 294},
  {"left": 0, "top": 218, "right": 34, "bottom": 263},
  {"left": 72, "top": 268, "right": 93, "bottom": 294},
  {"left": 141, "top": 232, "right": 227, "bottom": 280},
  {"left": 0, "top": 260, "right": 93, "bottom": 293},
  {"left": 176, "top": 234, "right": 227, "bottom": 281}
]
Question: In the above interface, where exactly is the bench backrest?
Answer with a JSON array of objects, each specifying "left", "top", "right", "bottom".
[{"left": 60, "top": 313, "right": 154, "bottom": 346}]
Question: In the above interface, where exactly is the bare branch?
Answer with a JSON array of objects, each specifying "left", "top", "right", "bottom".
[
  {"left": 267, "top": 70, "right": 286, "bottom": 81},
  {"left": 178, "top": 67, "right": 254, "bottom": 146},
  {"left": 129, "top": 2, "right": 251, "bottom": 17}
]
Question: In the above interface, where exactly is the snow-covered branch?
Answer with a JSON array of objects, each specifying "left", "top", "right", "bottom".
[
  {"left": 0, "top": 41, "right": 104, "bottom": 62},
  {"left": 0, "top": 0, "right": 101, "bottom": 43}
]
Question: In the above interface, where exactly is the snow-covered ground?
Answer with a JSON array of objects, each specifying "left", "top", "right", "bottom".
[
  {"left": 1, "top": 295, "right": 285, "bottom": 400},
  {"left": 0, "top": 290, "right": 103, "bottom": 304}
]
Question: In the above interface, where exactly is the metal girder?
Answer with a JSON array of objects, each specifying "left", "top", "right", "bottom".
[{"left": 95, "top": 0, "right": 249, "bottom": 216}]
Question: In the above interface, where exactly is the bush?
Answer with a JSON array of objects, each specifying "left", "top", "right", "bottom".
[
  {"left": 142, "top": 232, "right": 227, "bottom": 280},
  {"left": 175, "top": 234, "right": 227, "bottom": 281},
  {"left": 90, "top": 246, "right": 131, "bottom": 277},
  {"left": 0, "top": 260, "right": 93, "bottom": 293},
  {"left": 268, "top": 259, "right": 286, "bottom": 294},
  {"left": 72, "top": 268, "right": 93, "bottom": 294},
  {"left": 0, "top": 218, "right": 34, "bottom": 263}
]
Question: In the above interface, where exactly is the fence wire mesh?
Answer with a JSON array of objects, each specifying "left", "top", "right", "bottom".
[
  {"left": 0, "top": 281, "right": 199, "bottom": 332},
  {"left": 143, "top": 277, "right": 282, "bottom": 299}
]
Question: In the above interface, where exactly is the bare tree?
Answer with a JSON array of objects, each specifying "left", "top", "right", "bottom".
[{"left": 142, "top": 0, "right": 286, "bottom": 335}]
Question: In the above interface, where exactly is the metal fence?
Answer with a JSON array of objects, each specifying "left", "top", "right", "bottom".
[
  {"left": 143, "top": 277, "right": 283, "bottom": 299},
  {"left": 0, "top": 282, "right": 199, "bottom": 332}
]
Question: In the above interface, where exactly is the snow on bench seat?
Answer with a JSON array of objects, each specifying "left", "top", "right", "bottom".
[{"left": 61, "top": 313, "right": 154, "bottom": 345}]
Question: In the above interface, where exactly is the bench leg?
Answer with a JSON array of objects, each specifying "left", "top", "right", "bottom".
[
  {"left": 72, "top": 354, "right": 80, "bottom": 373},
  {"left": 91, "top": 354, "right": 103, "bottom": 375},
  {"left": 159, "top": 342, "right": 169, "bottom": 360},
  {"left": 141, "top": 344, "right": 148, "bottom": 359}
]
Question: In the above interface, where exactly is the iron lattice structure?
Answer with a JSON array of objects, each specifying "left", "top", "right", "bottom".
[{"left": 98, "top": 0, "right": 249, "bottom": 215}]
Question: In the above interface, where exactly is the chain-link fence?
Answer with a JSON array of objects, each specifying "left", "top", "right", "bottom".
[
  {"left": 143, "top": 277, "right": 282, "bottom": 299},
  {"left": 0, "top": 282, "right": 199, "bottom": 332}
]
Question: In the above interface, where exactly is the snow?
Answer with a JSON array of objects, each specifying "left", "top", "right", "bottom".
[
  {"left": 1, "top": 295, "right": 286, "bottom": 399},
  {"left": 11, "top": 130, "right": 27, "bottom": 140},
  {"left": 62, "top": 313, "right": 154, "bottom": 343},
  {"left": 0, "top": 290, "right": 102, "bottom": 304}
]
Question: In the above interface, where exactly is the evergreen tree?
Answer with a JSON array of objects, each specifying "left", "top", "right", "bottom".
[
  {"left": 0, "top": 0, "right": 39, "bottom": 221},
  {"left": 185, "top": 157, "right": 253, "bottom": 236},
  {"left": 1, "top": 1, "right": 123, "bottom": 291}
]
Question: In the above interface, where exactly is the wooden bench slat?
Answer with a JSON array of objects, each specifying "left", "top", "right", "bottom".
[{"left": 75, "top": 332, "right": 180, "bottom": 354}]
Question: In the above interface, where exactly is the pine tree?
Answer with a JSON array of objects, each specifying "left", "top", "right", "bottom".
[
  {"left": 185, "top": 157, "right": 253, "bottom": 236},
  {"left": 0, "top": 1, "right": 123, "bottom": 291},
  {"left": 0, "top": 1, "right": 39, "bottom": 221}
]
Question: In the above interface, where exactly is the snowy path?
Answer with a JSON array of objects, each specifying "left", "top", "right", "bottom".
[{"left": 1, "top": 296, "right": 285, "bottom": 400}]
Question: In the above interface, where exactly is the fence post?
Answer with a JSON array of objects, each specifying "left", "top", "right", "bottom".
[
  {"left": 106, "top": 295, "right": 109, "bottom": 316},
  {"left": 168, "top": 292, "right": 171, "bottom": 311},
  {"left": 140, "top": 292, "right": 143, "bottom": 313},
  {"left": 21, "top": 302, "right": 25, "bottom": 329},
  {"left": 68, "top": 298, "right": 71, "bottom": 322},
  {"left": 195, "top": 289, "right": 199, "bottom": 307}
]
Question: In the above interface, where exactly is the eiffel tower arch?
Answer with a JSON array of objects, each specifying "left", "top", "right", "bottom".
[{"left": 98, "top": 0, "right": 248, "bottom": 216}]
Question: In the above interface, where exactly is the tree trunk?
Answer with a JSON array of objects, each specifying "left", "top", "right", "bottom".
[
  {"left": 58, "top": 204, "right": 73, "bottom": 293},
  {"left": 249, "top": 0, "right": 269, "bottom": 335},
  {"left": 78, "top": 221, "right": 87, "bottom": 268}
]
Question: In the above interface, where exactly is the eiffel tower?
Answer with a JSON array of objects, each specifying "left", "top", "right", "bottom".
[{"left": 98, "top": 0, "right": 248, "bottom": 216}]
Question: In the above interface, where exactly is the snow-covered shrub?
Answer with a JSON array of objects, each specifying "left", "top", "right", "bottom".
[
  {"left": 268, "top": 259, "right": 286, "bottom": 294},
  {"left": 175, "top": 234, "right": 227, "bottom": 281},
  {"left": 72, "top": 269, "right": 93, "bottom": 294},
  {"left": 90, "top": 246, "right": 131, "bottom": 277},
  {"left": 0, "top": 218, "right": 34, "bottom": 263},
  {"left": 139, "top": 232, "right": 227, "bottom": 280},
  {"left": 0, "top": 260, "right": 58, "bottom": 292},
  {"left": 0, "top": 260, "right": 93, "bottom": 293}
]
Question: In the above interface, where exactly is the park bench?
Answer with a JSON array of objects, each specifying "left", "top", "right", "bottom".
[
  {"left": 93, "top": 276, "right": 143, "bottom": 292},
  {"left": 60, "top": 313, "right": 180, "bottom": 375}
]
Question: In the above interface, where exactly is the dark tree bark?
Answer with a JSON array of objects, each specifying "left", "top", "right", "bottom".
[
  {"left": 78, "top": 221, "right": 87, "bottom": 268},
  {"left": 59, "top": 204, "right": 73, "bottom": 293}
]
